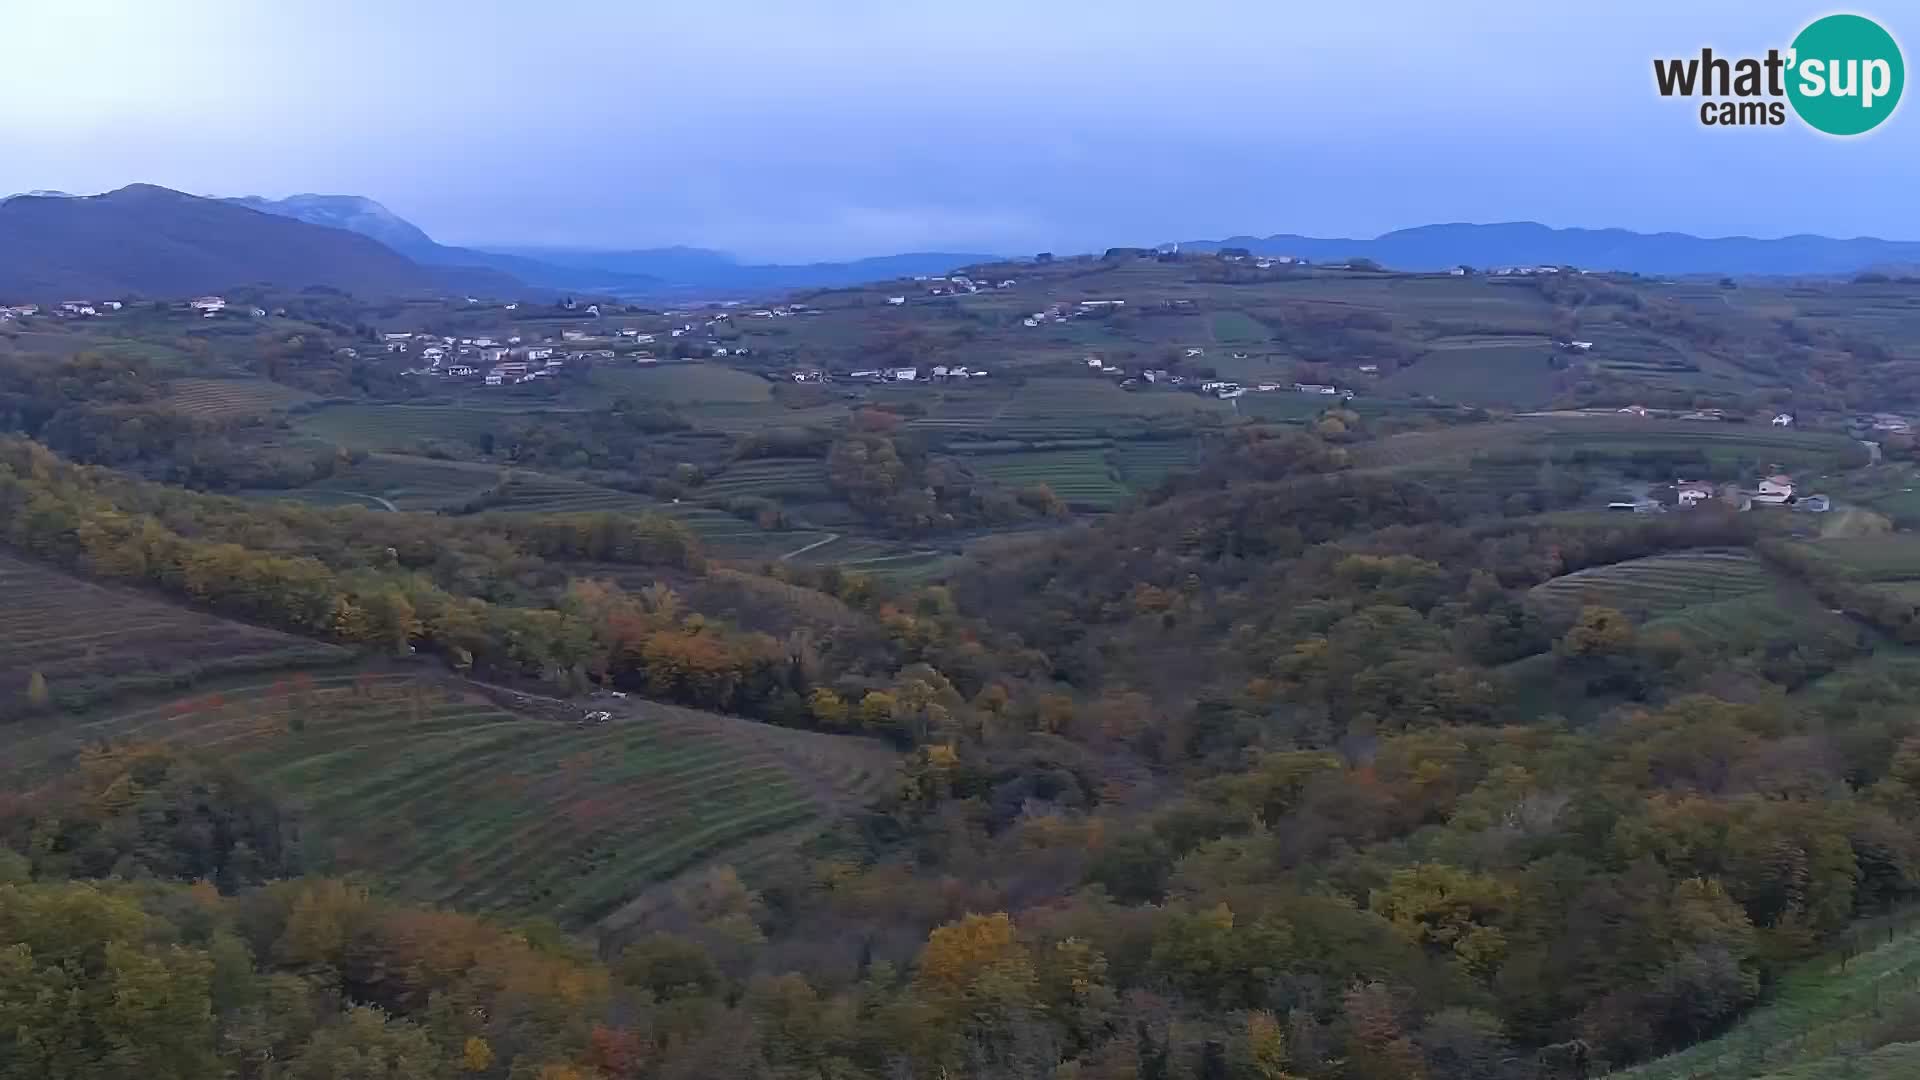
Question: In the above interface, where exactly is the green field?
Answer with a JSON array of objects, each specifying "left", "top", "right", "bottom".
[
  {"left": 1353, "top": 417, "right": 1867, "bottom": 475},
  {"left": 0, "top": 551, "right": 349, "bottom": 718},
  {"left": 591, "top": 363, "right": 774, "bottom": 403},
  {"left": 701, "top": 458, "right": 833, "bottom": 500},
  {"left": 1110, "top": 440, "right": 1199, "bottom": 487},
  {"left": 1381, "top": 341, "right": 1562, "bottom": 406},
  {"left": 972, "top": 448, "right": 1133, "bottom": 509},
  {"left": 295, "top": 404, "right": 519, "bottom": 450},
  {"left": 0, "top": 672, "right": 896, "bottom": 928},
  {"left": 1622, "top": 916, "right": 1920, "bottom": 1080},
  {"left": 167, "top": 377, "right": 315, "bottom": 417},
  {"left": 1783, "top": 537, "right": 1920, "bottom": 583},
  {"left": 1527, "top": 549, "right": 1776, "bottom": 619},
  {"left": 1208, "top": 310, "right": 1271, "bottom": 344}
]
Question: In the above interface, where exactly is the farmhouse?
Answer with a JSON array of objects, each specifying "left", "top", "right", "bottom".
[{"left": 1753, "top": 474, "right": 1794, "bottom": 505}]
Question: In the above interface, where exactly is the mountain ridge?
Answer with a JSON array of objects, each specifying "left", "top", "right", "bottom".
[
  {"left": 1178, "top": 220, "right": 1920, "bottom": 275},
  {"left": 0, "top": 185, "right": 519, "bottom": 299}
]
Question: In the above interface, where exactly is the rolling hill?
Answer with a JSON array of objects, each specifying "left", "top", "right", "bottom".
[
  {"left": 1181, "top": 221, "right": 1920, "bottom": 276},
  {"left": 0, "top": 185, "right": 520, "bottom": 299}
]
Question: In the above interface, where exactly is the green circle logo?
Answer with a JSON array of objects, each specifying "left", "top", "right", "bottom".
[{"left": 1787, "top": 14, "right": 1904, "bottom": 135}]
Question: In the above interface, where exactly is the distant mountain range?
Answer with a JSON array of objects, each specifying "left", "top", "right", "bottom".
[
  {"left": 1178, "top": 222, "right": 1920, "bottom": 276},
  {"left": 0, "top": 186, "right": 515, "bottom": 299},
  {"left": 235, "top": 194, "right": 992, "bottom": 295},
  {"left": 11, "top": 184, "right": 1919, "bottom": 303}
]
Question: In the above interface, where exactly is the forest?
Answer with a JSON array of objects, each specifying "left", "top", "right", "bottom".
[{"left": 9, "top": 395, "right": 1920, "bottom": 1079}]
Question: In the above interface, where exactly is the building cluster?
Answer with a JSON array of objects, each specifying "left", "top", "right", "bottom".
[
  {"left": 1, "top": 299, "right": 128, "bottom": 321},
  {"left": 841, "top": 365, "right": 991, "bottom": 382},
  {"left": 1023, "top": 299, "right": 1126, "bottom": 327},
  {"left": 387, "top": 330, "right": 626, "bottom": 386},
  {"left": 1612, "top": 471, "right": 1828, "bottom": 514}
]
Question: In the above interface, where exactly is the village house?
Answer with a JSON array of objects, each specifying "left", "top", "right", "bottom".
[
  {"left": 447, "top": 364, "right": 477, "bottom": 377},
  {"left": 850, "top": 369, "right": 882, "bottom": 379},
  {"left": 1358, "top": 364, "right": 1380, "bottom": 373},
  {"left": 1676, "top": 481, "right": 1716, "bottom": 508},
  {"left": 1294, "top": 383, "right": 1339, "bottom": 395},
  {"left": 59, "top": 301, "right": 97, "bottom": 316},
  {"left": 480, "top": 347, "right": 508, "bottom": 363},
  {"left": 887, "top": 296, "right": 907, "bottom": 305},
  {"left": 1754, "top": 474, "right": 1795, "bottom": 505},
  {"left": 1618, "top": 405, "right": 1651, "bottom": 417},
  {"left": 189, "top": 295, "right": 225, "bottom": 312},
  {"left": 1772, "top": 413, "right": 1794, "bottom": 427},
  {"left": 383, "top": 332, "right": 412, "bottom": 342},
  {"left": 102, "top": 301, "right": 122, "bottom": 311},
  {"left": 891, "top": 367, "right": 918, "bottom": 381},
  {"left": 563, "top": 330, "right": 588, "bottom": 342}
]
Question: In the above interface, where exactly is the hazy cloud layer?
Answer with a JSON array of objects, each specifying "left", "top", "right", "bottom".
[{"left": 1, "top": 0, "right": 1911, "bottom": 259}]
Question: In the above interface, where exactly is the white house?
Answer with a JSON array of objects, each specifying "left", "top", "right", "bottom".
[
  {"left": 850, "top": 369, "right": 882, "bottom": 378},
  {"left": 1184, "top": 347, "right": 1204, "bottom": 358},
  {"left": 1294, "top": 383, "right": 1339, "bottom": 395},
  {"left": 1677, "top": 481, "right": 1715, "bottom": 508},
  {"left": 563, "top": 330, "right": 588, "bottom": 342},
  {"left": 1086, "top": 357, "right": 1103, "bottom": 368},
  {"left": 891, "top": 368, "right": 918, "bottom": 381},
  {"left": 1754, "top": 474, "right": 1794, "bottom": 504},
  {"left": 189, "top": 295, "right": 225, "bottom": 312},
  {"left": 1772, "top": 413, "right": 1794, "bottom": 427},
  {"left": 484, "top": 372, "right": 505, "bottom": 386},
  {"left": 102, "top": 301, "right": 122, "bottom": 311},
  {"left": 448, "top": 364, "right": 477, "bottom": 377},
  {"left": 480, "top": 347, "right": 507, "bottom": 363},
  {"left": 887, "top": 296, "right": 907, "bottom": 305},
  {"left": 931, "top": 365, "right": 950, "bottom": 378},
  {"left": 527, "top": 347, "right": 554, "bottom": 361},
  {"left": 383, "top": 332, "right": 412, "bottom": 342}
]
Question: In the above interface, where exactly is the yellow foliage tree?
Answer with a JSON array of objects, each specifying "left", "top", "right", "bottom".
[{"left": 461, "top": 1036, "right": 495, "bottom": 1072}]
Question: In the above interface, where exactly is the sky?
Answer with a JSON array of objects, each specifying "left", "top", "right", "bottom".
[{"left": 0, "top": 0, "right": 1914, "bottom": 261}]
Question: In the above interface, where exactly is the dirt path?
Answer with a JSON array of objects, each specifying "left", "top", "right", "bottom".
[
  {"left": 777, "top": 532, "right": 840, "bottom": 561},
  {"left": 336, "top": 491, "right": 399, "bottom": 511}
]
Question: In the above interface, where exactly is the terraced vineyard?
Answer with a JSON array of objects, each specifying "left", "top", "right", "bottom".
[
  {"left": 167, "top": 377, "right": 315, "bottom": 417},
  {"left": 701, "top": 458, "right": 833, "bottom": 500},
  {"left": 0, "top": 672, "right": 897, "bottom": 928},
  {"left": 1526, "top": 549, "right": 1776, "bottom": 620},
  {"left": 0, "top": 550, "right": 349, "bottom": 717},
  {"left": 482, "top": 474, "right": 665, "bottom": 515},
  {"left": 1111, "top": 440, "right": 1198, "bottom": 487},
  {"left": 1783, "top": 536, "right": 1920, "bottom": 582},
  {"left": 973, "top": 448, "right": 1134, "bottom": 509},
  {"left": 294, "top": 404, "right": 524, "bottom": 450}
]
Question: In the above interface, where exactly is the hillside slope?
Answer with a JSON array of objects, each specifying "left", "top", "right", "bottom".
[{"left": 0, "top": 185, "right": 520, "bottom": 298}]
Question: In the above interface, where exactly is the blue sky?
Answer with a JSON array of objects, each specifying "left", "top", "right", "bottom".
[{"left": 0, "top": 0, "right": 1911, "bottom": 260}]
